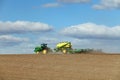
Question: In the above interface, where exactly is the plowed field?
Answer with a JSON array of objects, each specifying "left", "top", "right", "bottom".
[{"left": 0, "top": 53, "right": 120, "bottom": 80}]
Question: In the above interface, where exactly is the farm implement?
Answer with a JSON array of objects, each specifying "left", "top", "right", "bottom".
[{"left": 34, "top": 42, "right": 94, "bottom": 54}]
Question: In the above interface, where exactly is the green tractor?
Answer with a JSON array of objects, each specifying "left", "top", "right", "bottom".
[
  {"left": 34, "top": 43, "right": 52, "bottom": 54},
  {"left": 54, "top": 42, "right": 72, "bottom": 54}
]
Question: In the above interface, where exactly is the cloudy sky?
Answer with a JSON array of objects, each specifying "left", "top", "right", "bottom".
[{"left": 0, "top": 0, "right": 120, "bottom": 54}]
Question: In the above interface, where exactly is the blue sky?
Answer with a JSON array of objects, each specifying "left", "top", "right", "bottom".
[{"left": 0, "top": 0, "right": 120, "bottom": 54}]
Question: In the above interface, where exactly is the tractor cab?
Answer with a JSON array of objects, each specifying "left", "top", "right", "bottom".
[{"left": 41, "top": 43, "right": 47, "bottom": 50}]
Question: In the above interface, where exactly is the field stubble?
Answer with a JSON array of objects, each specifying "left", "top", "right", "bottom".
[{"left": 0, "top": 53, "right": 120, "bottom": 80}]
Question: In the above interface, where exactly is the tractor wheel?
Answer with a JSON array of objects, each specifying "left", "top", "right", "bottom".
[
  {"left": 42, "top": 49, "right": 47, "bottom": 54},
  {"left": 62, "top": 49, "right": 67, "bottom": 54},
  {"left": 36, "top": 51, "right": 40, "bottom": 54}
]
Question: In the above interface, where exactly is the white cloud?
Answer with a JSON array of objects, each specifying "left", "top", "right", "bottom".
[
  {"left": 41, "top": 3, "right": 61, "bottom": 8},
  {"left": 0, "top": 42, "right": 34, "bottom": 54},
  {"left": 58, "top": 0, "right": 90, "bottom": 3},
  {"left": 8, "top": 37, "right": 60, "bottom": 54},
  {"left": 40, "top": 0, "right": 90, "bottom": 8},
  {"left": 93, "top": 0, "right": 120, "bottom": 10},
  {"left": 38, "top": 37, "right": 59, "bottom": 44},
  {"left": 61, "top": 23, "right": 120, "bottom": 39},
  {"left": 0, "top": 35, "right": 29, "bottom": 46},
  {"left": 71, "top": 39, "right": 120, "bottom": 53},
  {"left": 1, "top": 21, "right": 120, "bottom": 54},
  {"left": 0, "top": 34, "right": 120, "bottom": 54},
  {"left": 0, "top": 21, "right": 53, "bottom": 35}
]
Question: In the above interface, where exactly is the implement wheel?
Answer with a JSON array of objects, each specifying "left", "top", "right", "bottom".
[{"left": 62, "top": 49, "right": 67, "bottom": 54}]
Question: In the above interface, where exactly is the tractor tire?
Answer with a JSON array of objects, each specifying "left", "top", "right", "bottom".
[
  {"left": 36, "top": 51, "right": 40, "bottom": 54},
  {"left": 42, "top": 49, "right": 47, "bottom": 54}
]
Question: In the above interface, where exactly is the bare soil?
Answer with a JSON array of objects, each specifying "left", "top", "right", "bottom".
[{"left": 0, "top": 53, "right": 120, "bottom": 80}]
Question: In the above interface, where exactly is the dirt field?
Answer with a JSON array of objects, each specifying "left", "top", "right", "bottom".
[{"left": 0, "top": 53, "right": 120, "bottom": 80}]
